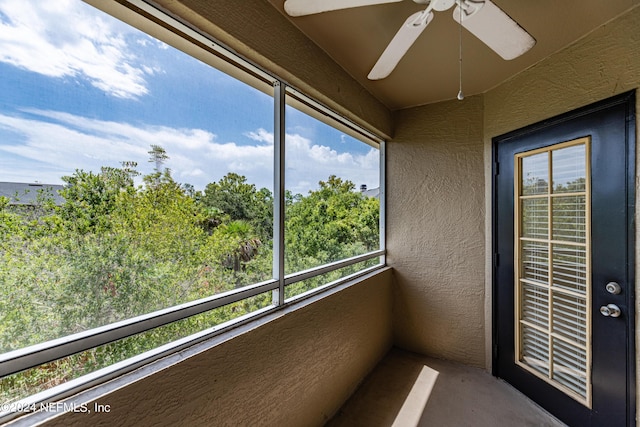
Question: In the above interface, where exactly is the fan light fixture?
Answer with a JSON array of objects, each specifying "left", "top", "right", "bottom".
[{"left": 284, "top": 0, "right": 536, "bottom": 82}]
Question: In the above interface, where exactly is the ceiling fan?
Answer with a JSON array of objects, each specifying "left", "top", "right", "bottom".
[{"left": 283, "top": 0, "right": 536, "bottom": 80}]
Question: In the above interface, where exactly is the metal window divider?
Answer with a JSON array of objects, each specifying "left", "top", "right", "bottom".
[{"left": 274, "top": 80, "right": 286, "bottom": 306}]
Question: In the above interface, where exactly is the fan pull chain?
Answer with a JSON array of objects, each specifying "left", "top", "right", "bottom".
[{"left": 457, "top": 4, "right": 464, "bottom": 100}]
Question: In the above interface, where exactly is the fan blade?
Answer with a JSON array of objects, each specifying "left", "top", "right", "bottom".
[
  {"left": 453, "top": 0, "right": 535, "bottom": 60},
  {"left": 284, "top": 0, "right": 403, "bottom": 17},
  {"left": 368, "top": 10, "right": 434, "bottom": 80}
]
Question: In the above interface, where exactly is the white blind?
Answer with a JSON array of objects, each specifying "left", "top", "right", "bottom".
[{"left": 515, "top": 139, "right": 591, "bottom": 406}]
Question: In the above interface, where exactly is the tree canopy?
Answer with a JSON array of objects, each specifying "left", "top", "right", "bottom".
[{"left": 0, "top": 145, "right": 379, "bottom": 403}]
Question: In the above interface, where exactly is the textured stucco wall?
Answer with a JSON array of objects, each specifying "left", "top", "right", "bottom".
[
  {"left": 387, "top": 95, "right": 486, "bottom": 367},
  {"left": 386, "top": 4, "right": 640, "bottom": 373},
  {"left": 38, "top": 270, "right": 393, "bottom": 427},
  {"left": 483, "top": 6, "right": 640, "bottom": 135},
  {"left": 483, "top": 2, "right": 640, "bottom": 405}
]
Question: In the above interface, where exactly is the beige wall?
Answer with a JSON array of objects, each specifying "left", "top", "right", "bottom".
[
  {"left": 483, "top": 2, "right": 640, "bottom": 407},
  {"left": 386, "top": 96, "right": 486, "bottom": 367},
  {"left": 386, "top": 5, "right": 640, "bottom": 372},
  {"left": 37, "top": 270, "right": 393, "bottom": 427}
]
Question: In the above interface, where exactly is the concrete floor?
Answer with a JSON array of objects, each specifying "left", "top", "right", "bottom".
[{"left": 327, "top": 348, "right": 566, "bottom": 427}]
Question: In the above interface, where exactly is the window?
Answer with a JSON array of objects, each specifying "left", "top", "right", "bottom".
[
  {"left": 0, "top": 0, "right": 384, "bottom": 419},
  {"left": 515, "top": 139, "right": 591, "bottom": 405},
  {"left": 284, "top": 91, "right": 382, "bottom": 298}
]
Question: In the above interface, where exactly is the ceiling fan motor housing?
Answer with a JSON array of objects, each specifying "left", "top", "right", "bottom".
[{"left": 421, "top": 0, "right": 457, "bottom": 11}]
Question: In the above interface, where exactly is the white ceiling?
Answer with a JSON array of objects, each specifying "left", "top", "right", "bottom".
[{"left": 267, "top": 0, "right": 639, "bottom": 110}]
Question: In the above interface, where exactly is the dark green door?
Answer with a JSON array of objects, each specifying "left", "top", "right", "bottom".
[{"left": 493, "top": 92, "right": 635, "bottom": 426}]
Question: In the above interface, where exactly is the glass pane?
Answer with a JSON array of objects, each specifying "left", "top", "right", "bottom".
[
  {"left": 521, "top": 152, "right": 549, "bottom": 195},
  {"left": 521, "top": 242, "right": 549, "bottom": 284},
  {"left": 0, "top": 0, "right": 274, "bottom": 353},
  {"left": 0, "top": 292, "right": 272, "bottom": 404},
  {"left": 522, "top": 198, "right": 548, "bottom": 239},
  {"left": 552, "top": 196, "right": 586, "bottom": 243},
  {"left": 521, "top": 282, "right": 548, "bottom": 329},
  {"left": 552, "top": 292, "right": 587, "bottom": 346},
  {"left": 552, "top": 144, "right": 586, "bottom": 193},
  {"left": 516, "top": 140, "right": 591, "bottom": 404},
  {"left": 552, "top": 244, "right": 587, "bottom": 294},
  {"left": 552, "top": 337, "right": 587, "bottom": 398},
  {"left": 520, "top": 324, "right": 549, "bottom": 376},
  {"left": 284, "top": 101, "right": 380, "bottom": 275}
]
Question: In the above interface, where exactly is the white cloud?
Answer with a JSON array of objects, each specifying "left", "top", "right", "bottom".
[
  {"left": 0, "top": 1, "right": 380, "bottom": 195},
  {"left": 0, "top": 0, "right": 155, "bottom": 99},
  {"left": 284, "top": 131, "right": 379, "bottom": 194},
  {"left": 0, "top": 112, "right": 379, "bottom": 194},
  {"left": 245, "top": 129, "right": 274, "bottom": 145}
]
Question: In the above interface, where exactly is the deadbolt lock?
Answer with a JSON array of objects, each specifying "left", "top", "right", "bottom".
[
  {"left": 600, "top": 304, "right": 622, "bottom": 318},
  {"left": 606, "top": 282, "right": 622, "bottom": 295}
]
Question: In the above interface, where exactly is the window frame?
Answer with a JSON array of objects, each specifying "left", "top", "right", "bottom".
[{"left": 0, "top": 0, "right": 386, "bottom": 421}]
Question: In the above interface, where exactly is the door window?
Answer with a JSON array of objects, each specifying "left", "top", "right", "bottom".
[{"left": 515, "top": 138, "right": 591, "bottom": 405}]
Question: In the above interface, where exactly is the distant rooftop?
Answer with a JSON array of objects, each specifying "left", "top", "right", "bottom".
[
  {"left": 359, "top": 185, "right": 379, "bottom": 199},
  {"left": 0, "top": 182, "right": 65, "bottom": 205}
]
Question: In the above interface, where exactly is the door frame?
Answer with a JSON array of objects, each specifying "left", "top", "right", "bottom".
[{"left": 491, "top": 91, "right": 636, "bottom": 424}]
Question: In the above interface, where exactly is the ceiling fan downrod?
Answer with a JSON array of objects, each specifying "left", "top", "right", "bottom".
[{"left": 416, "top": 0, "right": 456, "bottom": 12}]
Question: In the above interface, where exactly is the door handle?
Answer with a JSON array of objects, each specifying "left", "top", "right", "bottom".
[{"left": 600, "top": 304, "right": 621, "bottom": 318}]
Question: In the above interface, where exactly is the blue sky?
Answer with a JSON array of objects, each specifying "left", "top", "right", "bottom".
[{"left": 0, "top": 0, "right": 379, "bottom": 194}]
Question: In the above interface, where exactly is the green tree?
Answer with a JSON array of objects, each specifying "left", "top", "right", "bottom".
[
  {"left": 56, "top": 174, "right": 207, "bottom": 331},
  {"left": 198, "top": 219, "right": 271, "bottom": 289},
  {"left": 202, "top": 173, "right": 272, "bottom": 241},
  {"left": 58, "top": 162, "right": 138, "bottom": 234},
  {"left": 148, "top": 144, "right": 169, "bottom": 172},
  {"left": 285, "top": 175, "right": 379, "bottom": 273},
  {"left": 1, "top": 148, "right": 279, "bottom": 402},
  {"left": 0, "top": 155, "right": 383, "bottom": 402},
  {"left": 147, "top": 145, "right": 170, "bottom": 188}
]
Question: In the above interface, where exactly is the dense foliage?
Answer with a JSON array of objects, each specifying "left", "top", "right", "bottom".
[{"left": 0, "top": 146, "right": 379, "bottom": 403}]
